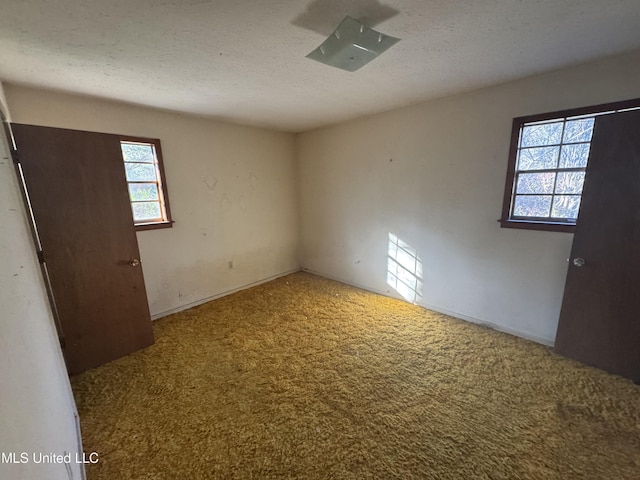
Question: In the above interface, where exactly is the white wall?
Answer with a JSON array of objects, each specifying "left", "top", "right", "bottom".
[
  {"left": 5, "top": 84, "right": 299, "bottom": 317},
  {"left": 0, "top": 83, "right": 84, "bottom": 480},
  {"left": 6, "top": 49, "right": 640, "bottom": 347},
  {"left": 298, "top": 49, "right": 640, "bottom": 344}
]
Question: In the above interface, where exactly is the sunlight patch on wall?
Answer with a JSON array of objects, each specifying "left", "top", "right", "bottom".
[{"left": 387, "top": 233, "right": 423, "bottom": 304}]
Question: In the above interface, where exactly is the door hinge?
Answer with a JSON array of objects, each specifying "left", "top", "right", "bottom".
[
  {"left": 37, "top": 250, "right": 45, "bottom": 264},
  {"left": 10, "top": 148, "right": 19, "bottom": 165}
]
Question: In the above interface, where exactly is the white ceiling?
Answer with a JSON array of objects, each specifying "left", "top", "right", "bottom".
[{"left": 1, "top": 0, "right": 639, "bottom": 132}]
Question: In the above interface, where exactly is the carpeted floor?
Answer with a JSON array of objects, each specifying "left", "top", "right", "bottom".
[{"left": 71, "top": 272, "right": 640, "bottom": 479}]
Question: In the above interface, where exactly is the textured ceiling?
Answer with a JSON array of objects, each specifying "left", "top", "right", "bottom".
[{"left": 0, "top": 0, "right": 639, "bottom": 132}]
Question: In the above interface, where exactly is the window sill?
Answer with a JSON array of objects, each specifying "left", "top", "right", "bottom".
[
  {"left": 499, "top": 219, "right": 575, "bottom": 233},
  {"left": 135, "top": 221, "right": 174, "bottom": 232}
]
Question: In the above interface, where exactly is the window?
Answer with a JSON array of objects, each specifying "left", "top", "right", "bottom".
[
  {"left": 120, "top": 137, "right": 173, "bottom": 230},
  {"left": 500, "top": 98, "right": 640, "bottom": 232}
]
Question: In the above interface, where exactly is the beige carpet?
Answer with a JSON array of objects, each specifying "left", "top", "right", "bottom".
[{"left": 72, "top": 272, "right": 640, "bottom": 479}]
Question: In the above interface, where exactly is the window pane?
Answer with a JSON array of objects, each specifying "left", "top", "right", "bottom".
[
  {"left": 132, "top": 202, "right": 162, "bottom": 221},
  {"left": 517, "top": 146, "right": 559, "bottom": 171},
  {"left": 551, "top": 195, "right": 581, "bottom": 219},
  {"left": 559, "top": 143, "right": 591, "bottom": 168},
  {"left": 520, "top": 122, "right": 563, "bottom": 147},
  {"left": 516, "top": 172, "right": 555, "bottom": 194},
  {"left": 129, "top": 183, "right": 159, "bottom": 201},
  {"left": 121, "top": 143, "right": 154, "bottom": 163},
  {"left": 555, "top": 172, "right": 585, "bottom": 194},
  {"left": 125, "top": 163, "right": 157, "bottom": 182},
  {"left": 513, "top": 195, "right": 552, "bottom": 218},
  {"left": 562, "top": 118, "right": 594, "bottom": 143}
]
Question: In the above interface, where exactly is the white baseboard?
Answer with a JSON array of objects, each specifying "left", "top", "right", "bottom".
[
  {"left": 301, "top": 267, "right": 555, "bottom": 347},
  {"left": 418, "top": 304, "right": 555, "bottom": 347},
  {"left": 150, "top": 268, "right": 302, "bottom": 320},
  {"left": 152, "top": 266, "right": 555, "bottom": 346}
]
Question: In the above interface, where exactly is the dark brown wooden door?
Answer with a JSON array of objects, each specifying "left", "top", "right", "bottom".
[
  {"left": 555, "top": 110, "right": 640, "bottom": 382},
  {"left": 12, "top": 123, "right": 154, "bottom": 375}
]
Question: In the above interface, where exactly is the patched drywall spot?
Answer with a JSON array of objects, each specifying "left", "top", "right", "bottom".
[
  {"left": 203, "top": 176, "right": 217, "bottom": 191},
  {"left": 239, "top": 195, "right": 247, "bottom": 212},
  {"left": 219, "top": 193, "right": 231, "bottom": 211},
  {"left": 249, "top": 172, "right": 259, "bottom": 190}
]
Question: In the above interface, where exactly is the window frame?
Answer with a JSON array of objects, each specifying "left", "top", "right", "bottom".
[
  {"left": 499, "top": 97, "right": 640, "bottom": 233},
  {"left": 120, "top": 135, "right": 174, "bottom": 231}
]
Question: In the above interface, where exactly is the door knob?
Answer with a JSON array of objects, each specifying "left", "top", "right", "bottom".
[
  {"left": 129, "top": 259, "right": 140, "bottom": 267},
  {"left": 572, "top": 257, "right": 586, "bottom": 267}
]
